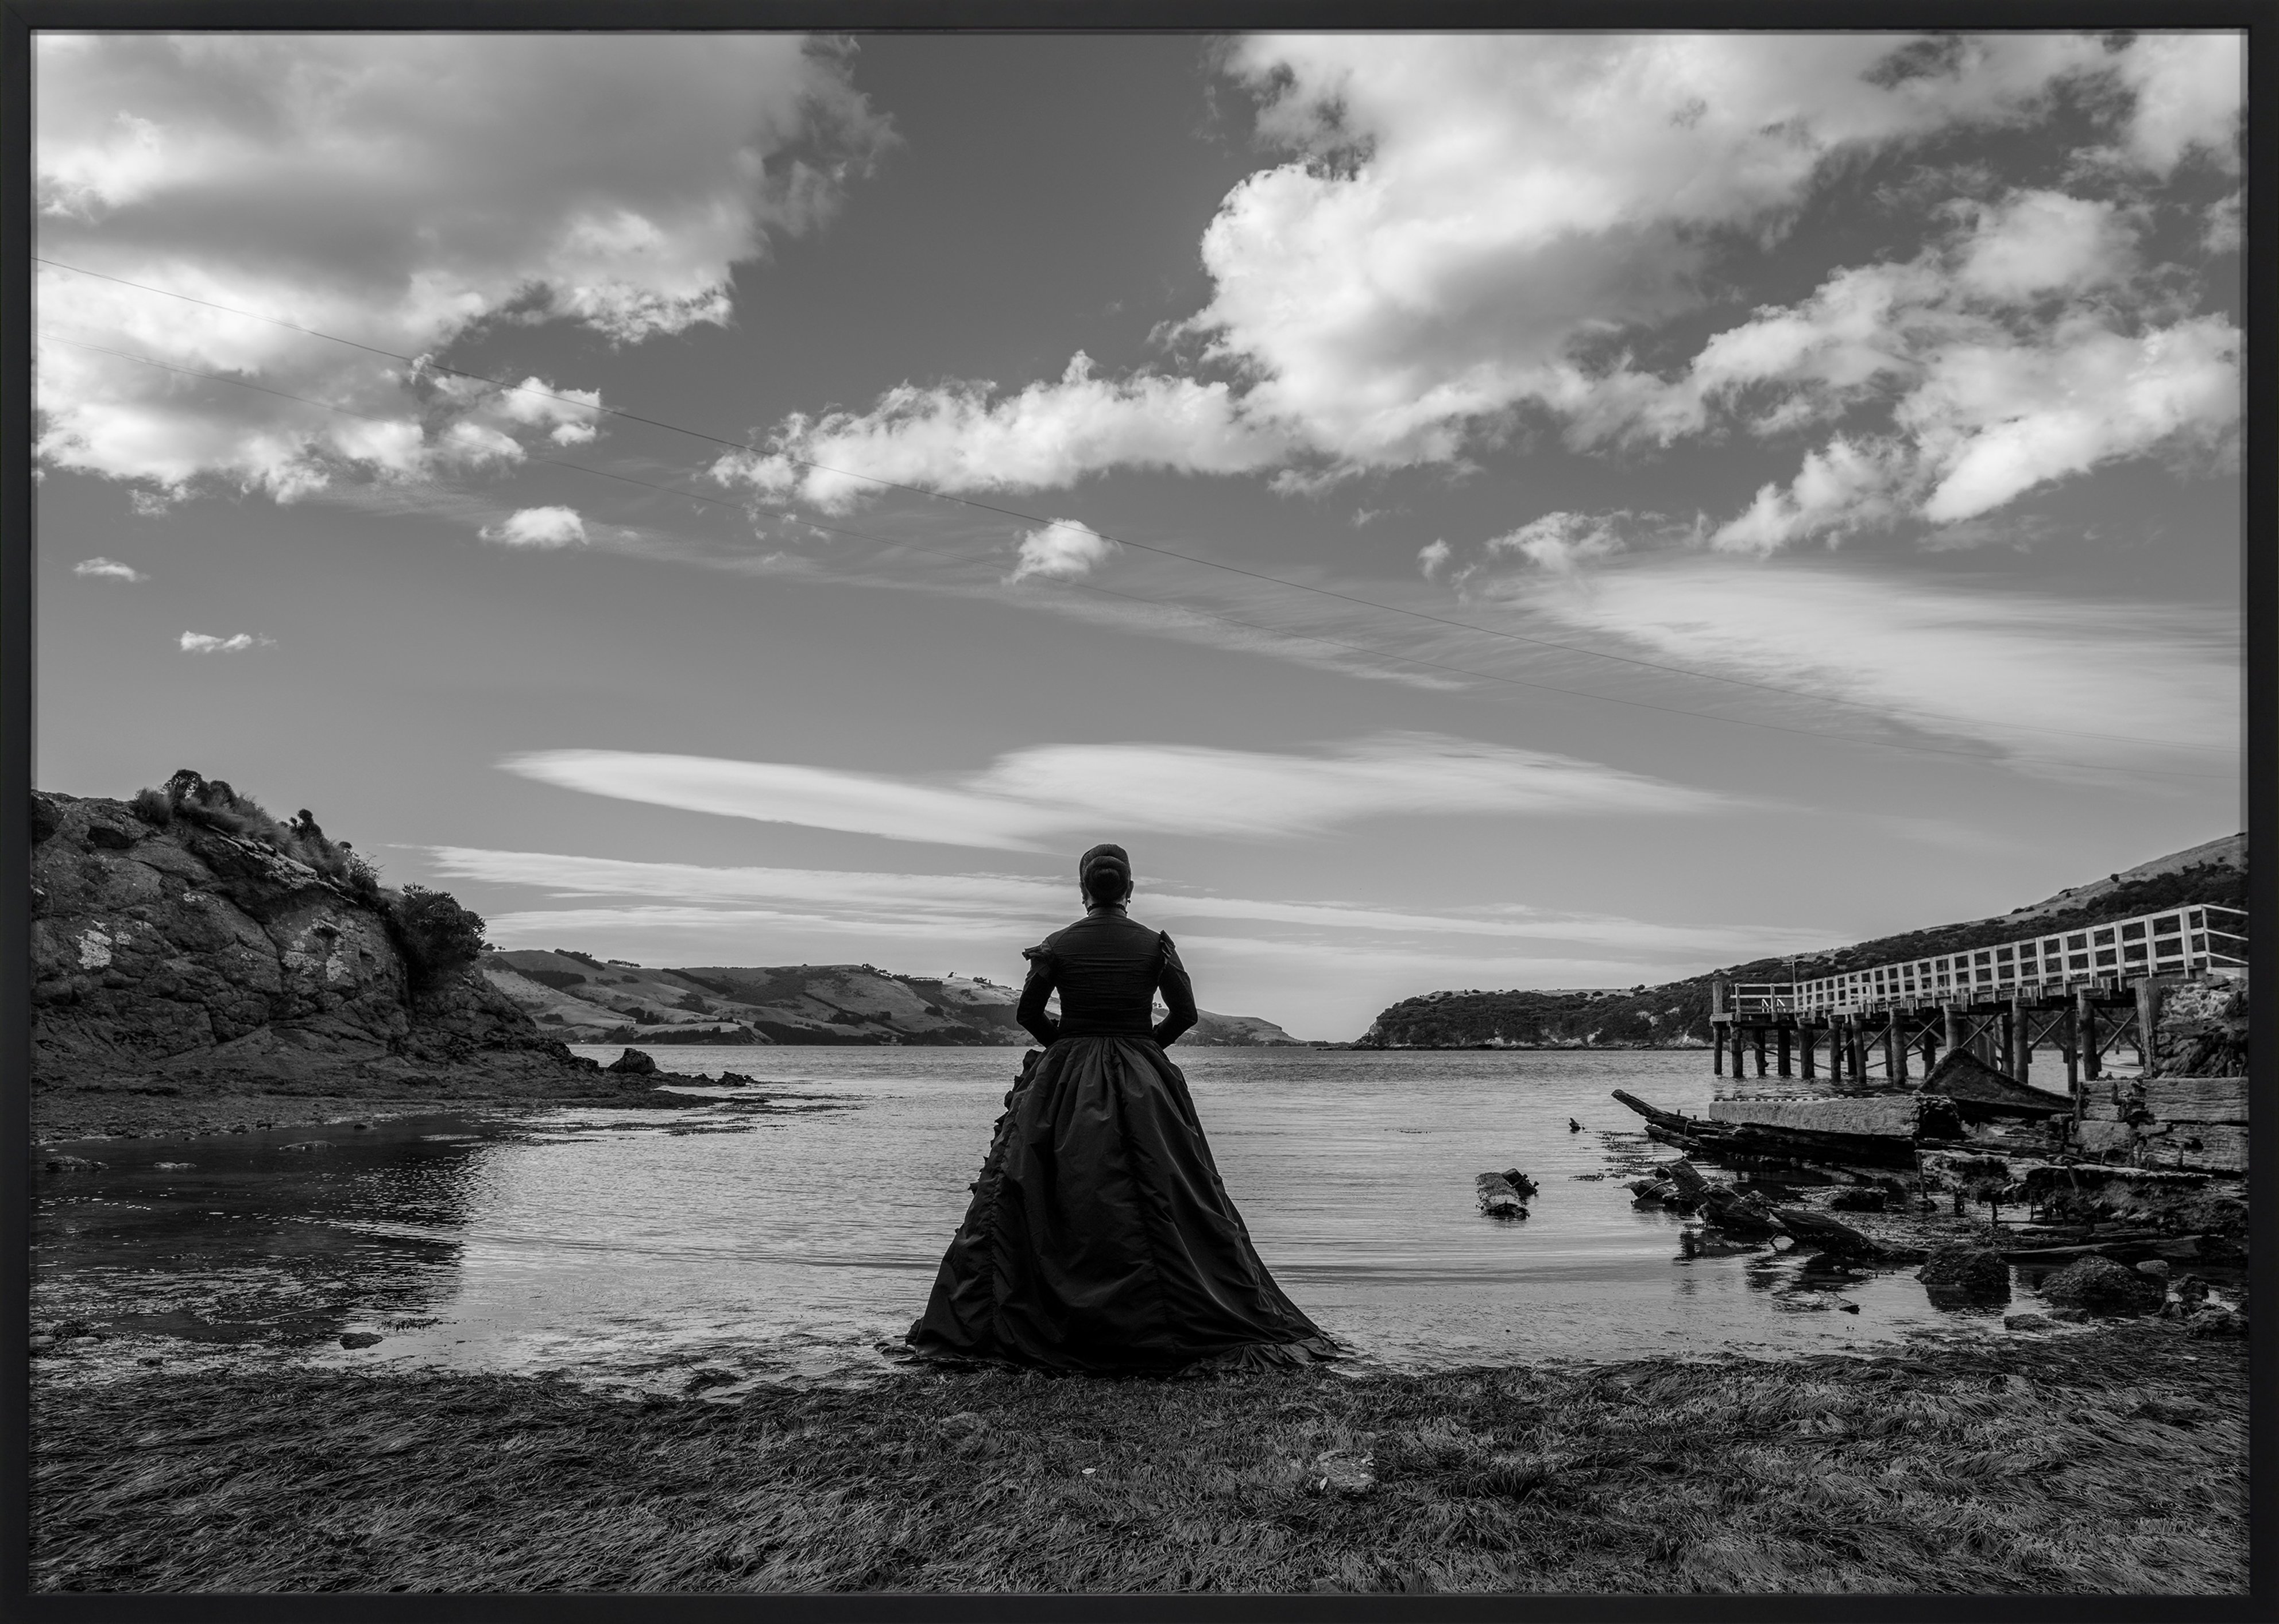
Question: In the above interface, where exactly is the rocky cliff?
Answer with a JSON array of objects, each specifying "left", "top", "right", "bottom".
[{"left": 31, "top": 790, "right": 607, "bottom": 1101}]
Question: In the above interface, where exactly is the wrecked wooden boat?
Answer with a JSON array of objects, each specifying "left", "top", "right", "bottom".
[
  {"left": 1917, "top": 1049, "right": 2073, "bottom": 1121},
  {"left": 1612, "top": 1087, "right": 1941, "bottom": 1168}
]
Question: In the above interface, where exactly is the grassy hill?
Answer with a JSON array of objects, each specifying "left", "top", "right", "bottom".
[
  {"left": 1359, "top": 834, "right": 2246, "bottom": 1050},
  {"left": 481, "top": 950, "right": 1305, "bottom": 1048}
]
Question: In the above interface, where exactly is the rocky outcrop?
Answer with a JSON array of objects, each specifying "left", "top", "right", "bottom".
[{"left": 31, "top": 790, "right": 603, "bottom": 1098}]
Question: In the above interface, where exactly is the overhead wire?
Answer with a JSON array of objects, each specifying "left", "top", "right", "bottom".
[
  {"left": 44, "top": 328, "right": 2240, "bottom": 785},
  {"left": 34, "top": 255, "right": 2222, "bottom": 757},
  {"left": 31, "top": 272, "right": 2238, "bottom": 779}
]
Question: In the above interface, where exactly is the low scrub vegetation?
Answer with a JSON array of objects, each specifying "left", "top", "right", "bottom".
[
  {"left": 29, "top": 1323, "right": 2243, "bottom": 1594},
  {"left": 133, "top": 770, "right": 382, "bottom": 901},
  {"left": 131, "top": 770, "right": 489, "bottom": 991}
]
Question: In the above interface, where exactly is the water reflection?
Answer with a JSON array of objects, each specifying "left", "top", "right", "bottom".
[{"left": 35, "top": 1049, "right": 2069, "bottom": 1389}]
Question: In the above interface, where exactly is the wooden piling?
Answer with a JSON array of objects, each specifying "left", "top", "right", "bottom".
[
  {"left": 2134, "top": 978, "right": 2160, "bottom": 1072},
  {"left": 2076, "top": 990, "right": 2101, "bottom": 1083},
  {"left": 1713, "top": 1024, "right": 1725, "bottom": 1076},
  {"left": 1890, "top": 1013, "right": 1909, "bottom": 1082},
  {"left": 1776, "top": 1024, "right": 1792, "bottom": 1078},
  {"left": 1753, "top": 1027, "right": 1768, "bottom": 1078},
  {"left": 2010, "top": 996, "right": 2030, "bottom": 1082},
  {"left": 1800, "top": 1022, "right": 1816, "bottom": 1080}
]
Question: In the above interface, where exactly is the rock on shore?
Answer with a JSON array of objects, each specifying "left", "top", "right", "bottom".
[{"left": 30, "top": 790, "right": 621, "bottom": 1121}]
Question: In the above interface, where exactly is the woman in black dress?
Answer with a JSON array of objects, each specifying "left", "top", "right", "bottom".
[{"left": 906, "top": 843, "right": 1337, "bottom": 1374}]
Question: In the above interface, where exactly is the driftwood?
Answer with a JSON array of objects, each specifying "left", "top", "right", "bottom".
[
  {"left": 1664, "top": 1159, "right": 1712, "bottom": 1200},
  {"left": 1475, "top": 1172, "right": 1531, "bottom": 1220},
  {"left": 1612, "top": 1090, "right": 1688, "bottom": 1130},
  {"left": 1998, "top": 1237, "right": 2206, "bottom": 1265},
  {"left": 1770, "top": 1207, "right": 1880, "bottom": 1258}
]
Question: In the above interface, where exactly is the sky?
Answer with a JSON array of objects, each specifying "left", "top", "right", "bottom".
[{"left": 32, "top": 31, "right": 2245, "bottom": 1038}]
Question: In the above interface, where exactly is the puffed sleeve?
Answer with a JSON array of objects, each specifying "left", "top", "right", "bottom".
[
  {"left": 1016, "top": 943, "right": 1061, "bottom": 1047},
  {"left": 1151, "top": 931, "right": 1197, "bottom": 1047}
]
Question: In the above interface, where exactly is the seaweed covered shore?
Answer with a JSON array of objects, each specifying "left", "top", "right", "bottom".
[{"left": 31, "top": 1322, "right": 2244, "bottom": 1595}]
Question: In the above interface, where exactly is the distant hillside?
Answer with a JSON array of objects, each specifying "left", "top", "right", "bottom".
[
  {"left": 1360, "top": 834, "right": 2246, "bottom": 1050},
  {"left": 482, "top": 950, "right": 1305, "bottom": 1048}
]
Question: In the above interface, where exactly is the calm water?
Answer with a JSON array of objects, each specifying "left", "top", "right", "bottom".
[{"left": 35, "top": 1047, "right": 2041, "bottom": 1389}]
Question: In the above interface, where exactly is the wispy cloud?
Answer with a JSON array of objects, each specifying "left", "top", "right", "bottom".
[
  {"left": 1515, "top": 557, "right": 2238, "bottom": 769},
  {"left": 428, "top": 844, "right": 1825, "bottom": 960},
  {"left": 437, "top": 845, "right": 1852, "bottom": 1038},
  {"left": 73, "top": 556, "right": 144, "bottom": 582},
  {"left": 499, "top": 733, "right": 1734, "bottom": 852},
  {"left": 179, "top": 630, "right": 272, "bottom": 653}
]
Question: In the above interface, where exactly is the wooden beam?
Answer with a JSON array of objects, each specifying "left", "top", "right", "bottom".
[
  {"left": 2134, "top": 978, "right": 2160, "bottom": 1073},
  {"left": 2076, "top": 989, "right": 2101, "bottom": 1083},
  {"left": 1776, "top": 1024, "right": 1792, "bottom": 1078}
]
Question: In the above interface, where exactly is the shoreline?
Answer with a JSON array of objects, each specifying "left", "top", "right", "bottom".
[
  {"left": 30, "top": 1042, "right": 1716, "bottom": 1141},
  {"left": 30, "top": 1320, "right": 2245, "bottom": 1594}
]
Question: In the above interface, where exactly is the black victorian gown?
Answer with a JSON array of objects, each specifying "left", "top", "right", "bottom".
[{"left": 906, "top": 904, "right": 1337, "bottom": 1373}]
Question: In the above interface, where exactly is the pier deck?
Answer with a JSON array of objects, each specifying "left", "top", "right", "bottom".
[{"left": 1707, "top": 902, "right": 2245, "bottom": 1095}]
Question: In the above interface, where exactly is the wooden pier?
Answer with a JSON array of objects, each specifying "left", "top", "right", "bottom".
[{"left": 1708, "top": 902, "right": 2246, "bottom": 1102}]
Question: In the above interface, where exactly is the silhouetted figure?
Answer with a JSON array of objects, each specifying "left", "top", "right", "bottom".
[{"left": 907, "top": 843, "right": 1336, "bottom": 1374}]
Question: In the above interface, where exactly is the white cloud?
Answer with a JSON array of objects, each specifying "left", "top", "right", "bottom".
[
  {"left": 722, "top": 33, "right": 2199, "bottom": 505},
  {"left": 711, "top": 352, "right": 1287, "bottom": 511},
  {"left": 35, "top": 34, "right": 888, "bottom": 496},
  {"left": 1007, "top": 517, "right": 1117, "bottom": 584},
  {"left": 1525, "top": 557, "right": 2238, "bottom": 766},
  {"left": 479, "top": 506, "right": 588, "bottom": 549},
  {"left": 179, "top": 630, "right": 271, "bottom": 653},
  {"left": 1415, "top": 538, "right": 1451, "bottom": 579},
  {"left": 1184, "top": 32, "right": 2112, "bottom": 469},
  {"left": 1906, "top": 315, "right": 2239, "bottom": 524},
  {"left": 2108, "top": 32, "right": 2242, "bottom": 175},
  {"left": 1711, "top": 437, "right": 1912, "bottom": 553},
  {"left": 1953, "top": 189, "right": 2137, "bottom": 302},
  {"left": 1484, "top": 511, "right": 1632, "bottom": 573},
  {"left": 501, "top": 732, "right": 1731, "bottom": 852},
  {"left": 2202, "top": 191, "right": 2242, "bottom": 255},
  {"left": 73, "top": 556, "right": 144, "bottom": 581},
  {"left": 1549, "top": 193, "right": 2238, "bottom": 548}
]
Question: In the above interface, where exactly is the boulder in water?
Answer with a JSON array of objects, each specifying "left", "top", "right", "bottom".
[
  {"left": 1918, "top": 1245, "right": 2009, "bottom": 1304},
  {"left": 2040, "top": 1254, "right": 2164, "bottom": 1317},
  {"left": 606, "top": 1048, "right": 658, "bottom": 1076}
]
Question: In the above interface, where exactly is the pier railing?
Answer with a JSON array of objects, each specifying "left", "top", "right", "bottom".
[{"left": 1716, "top": 903, "right": 2245, "bottom": 1019}]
